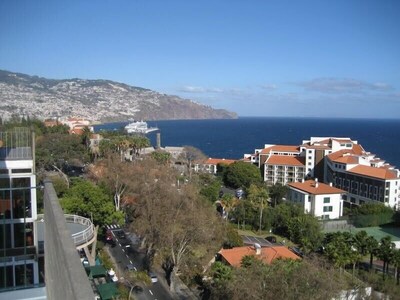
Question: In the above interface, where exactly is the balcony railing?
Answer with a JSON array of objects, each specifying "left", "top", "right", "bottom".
[
  {"left": 37, "top": 214, "right": 95, "bottom": 247},
  {"left": 0, "top": 128, "right": 32, "bottom": 160}
]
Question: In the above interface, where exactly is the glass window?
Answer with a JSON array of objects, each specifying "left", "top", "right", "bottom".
[
  {"left": 12, "top": 178, "right": 32, "bottom": 219},
  {"left": 0, "top": 224, "right": 12, "bottom": 249},
  {"left": 15, "top": 263, "right": 34, "bottom": 287},
  {"left": 0, "top": 266, "right": 13, "bottom": 288},
  {"left": 323, "top": 197, "right": 330, "bottom": 203},
  {"left": 14, "top": 223, "right": 28, "bottom": 248},
  {"left": 0, "top": 178, "right": 11, "bottom": 220},
  {"left": 323, "top": 206, "right": 333, "bottom": 212},
  {"left": 11, "top": 169, "right": 32, "bottom": 174}
]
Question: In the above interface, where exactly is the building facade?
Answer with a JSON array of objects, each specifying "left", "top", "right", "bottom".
[
  {"left": 0, "top": 128, "right": 40, "bottom": 290},
  {"left": 325, "top": 149, "right": 400, "bottom": 208},
  {"left": 245, "top": 137, "right": 400, "bottom": 209},
  {"left": 287, "top": 179, "right": 344, "bottom": 219}
]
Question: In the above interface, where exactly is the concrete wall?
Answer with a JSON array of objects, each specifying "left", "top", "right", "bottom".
[{"left": 43, "top": 179, "right": 95, "bottom": 300}]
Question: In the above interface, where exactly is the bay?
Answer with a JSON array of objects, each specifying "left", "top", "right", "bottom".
[{"left": 94, "top": 117, "right": 400, "bottom": 168}]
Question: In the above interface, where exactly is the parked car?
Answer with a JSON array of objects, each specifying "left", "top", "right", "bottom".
[
  {"left": 289, "top": 246, "right": 304, "bottom": 258},
  {"left": 126, "top": 264, "right": 136, "bottom": 272},
  {"left": 235, "top": 188, "right": 244, "bottom": 199},
  {"left": 114, "top": 229, "right": 126, "bottom": 240},
  {"left": 149, "top": 271, "right": 158, "bottom": 283},
  {"left": 265, "top": 236, "right": 277, "bottom": 243},
  {"left": 105, "top": 229, "right": 113, "bottom": 241}
]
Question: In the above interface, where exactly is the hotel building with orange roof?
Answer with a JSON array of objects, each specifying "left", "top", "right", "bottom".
[{"left": 245, "top": 137, "right": 400, "bottom": 211}]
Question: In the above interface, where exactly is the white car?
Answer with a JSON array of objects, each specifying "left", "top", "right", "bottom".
[{"left": 149, "top": 272, "right": 158, "bottom": 283}]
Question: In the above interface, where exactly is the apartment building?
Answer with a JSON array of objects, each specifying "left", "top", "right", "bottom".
[
  {"left": 0, "top": 128, "right": 40, "bottom": 290},
  {"left": 194, "top": 158, "right": 236, "bottom": 174},
  {"left": 287, "top": 179, "right": 344, "bottom": 219},
  {"left": 325, "top": 148, "right": 400, "bottom": 208},
  {"left": 245, "top": 137, "right": 400, "bottom": 209}
]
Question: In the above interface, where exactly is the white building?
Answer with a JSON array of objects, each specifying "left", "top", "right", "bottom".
[
  {"left": 0, "top": 128, "right": 40, "bottom": 290},
  {"left": 325, "top": 148, "right": 400, "bottom": 208},
  {"left": 287, "top": 179, "right": 344, "bottom": 220}
]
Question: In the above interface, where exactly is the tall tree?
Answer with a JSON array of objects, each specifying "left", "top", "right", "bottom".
[
  {"left": 269, "top": 183, "right": 288, "bottom": 207},
  {"left": 365, "top": 235, "right": 379, "bottom": 271},
  {"left": 179, "top": 146, "right": 207, "bottom": 179},
  {"left": 378, "top": 236, "right": 395, "bottom": 278},
  {"left": 288, "top": 214, "right": 323, "bottom": 254},
  {"left": 127, "top": 158, "right": 224, "bottom": 291},
  {"left": 223, "top": 161, "right": 262, "bottom": 189},
  {"left": 60, "top": 178, "right": 124, "bottom": 226},
  {"left": 246, "top": 184, "right": 269, "bottom": 233}
]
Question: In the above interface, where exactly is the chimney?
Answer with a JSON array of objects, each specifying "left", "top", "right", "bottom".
[
  {"left": 329, "top": 182, "right": 332, "bottom": 187},
  {"left": 301, "top": 178, "right": 305, "bottom": 183},
  {"left": 315, "top": 178, "right": 319, "bottom": 188},
  {"left": 156, "top": 132, "right": 161, "bottom": 149},
  {"left": 254, "top": 243, "right": 261, "bottom": 255}
]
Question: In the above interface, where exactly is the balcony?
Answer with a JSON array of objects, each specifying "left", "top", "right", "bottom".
[
  {"left": 0, "top": 129, "right": 32, "bottom": 160},
  {"left": 36, "top": 214, "right": 95, "bottom": 251}
]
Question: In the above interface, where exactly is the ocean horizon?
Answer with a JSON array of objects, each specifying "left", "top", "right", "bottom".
[{"left": 94, "top": 117, "right": 400, "bottom": 168}]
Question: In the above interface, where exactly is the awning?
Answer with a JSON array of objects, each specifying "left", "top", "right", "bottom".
[
  {"left": 97, "top": 282, "right": 118, "bottom": 300},
  {"left": 89, "top": 265, "right": 107, "bottom": 278}
]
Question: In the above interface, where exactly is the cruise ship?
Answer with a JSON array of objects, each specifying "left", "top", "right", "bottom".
[{"left": 124, "top": 120, "right": 158, "bottom": 134}]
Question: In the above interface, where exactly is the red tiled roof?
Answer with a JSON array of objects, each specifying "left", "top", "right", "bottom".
[
  {"left": 260, "top": 145, "right": 299, "bottom": 154},
  {"left": 266, "top": 155, "right": 305, "bottom": 167},
  {"left": 204, "top": 158, "right": 236, "bottom": 165},
  {"left": 327, "top": 149, "right": 353, "bottom": 161},
  {"left": 288, "top": 180, "right": 344, "bottom": 195},
  {"left": 218, "top": 246, "right": 300, "bottom": 267},
  {"left": 332, "top": 138, "right": 353, "bottom": 143},
  {"left": 333, "top": 155, "right": 359, "bottom": 164},
  {"left": 351, "top": 143, "right": 365, "bottom": 155},
  {"left": 302, "top": 144, "right": 331, "bottom": 150},
  {"left": 348, "top": 165, "right": 398, "bottom": 180}
]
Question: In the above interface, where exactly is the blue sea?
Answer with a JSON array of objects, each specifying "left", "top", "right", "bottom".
[{"left": 94, "top": 117, "right": 400, "bottom": 168}]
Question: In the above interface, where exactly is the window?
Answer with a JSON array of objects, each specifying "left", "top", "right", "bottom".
[
  {"left": 323, "top": 197, "right": 330, "bottom": 203},
  {"left": 0, "top": 178, "right": 11, "bottom": 220},
  {"left": 323, "top": 206, "right": 333, "bottom": 212},
  {"left": 12, "top": 178, "right": 32, "bottom": 219},
  {"left": 11, "top": 169, "right": 32, "bottom": 174}
]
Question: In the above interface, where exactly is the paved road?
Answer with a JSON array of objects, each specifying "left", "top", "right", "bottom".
[
  {"left": 242, "top": 235, "right": 274, "bottom": 247},
  {"left": 107, "top": 226, "right": 173, "bottom": 300}
]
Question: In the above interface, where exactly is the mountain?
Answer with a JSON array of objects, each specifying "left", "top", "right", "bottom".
[{"left": 0, "top": 70, "right": 237, "bottom": 122}]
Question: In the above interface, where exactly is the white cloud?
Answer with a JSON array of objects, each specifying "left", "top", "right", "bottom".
[
  {"left": 179, "top": 85, "right": 224, "bottom": 93},
  {"left": 297, "top": 78, "right": 393, "bottom": 94},
  {"left": 259, "top": 84, "right": 277, "bottom": 90}
]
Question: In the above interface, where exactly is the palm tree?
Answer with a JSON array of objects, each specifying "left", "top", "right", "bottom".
[
  {"left": 352, "top": 230, "right": 368, "bottom": 271},
  {"left": 325, "top": 232, "right": 353, "bottom": 276},
  {"left": 352, "top": 230, "right": 368, "bottom": 257},
  {"left": 365, "top": 235, "right": 379, "bottom": 271},
  {"left": 378, "top": 236, "right": 395, "bottom": 278},
  {"left": 246, "top": 184, "right": 269, "bottom": 233},
  {"left": 392, "top": 249, "right": 400, "bottom": 285}
]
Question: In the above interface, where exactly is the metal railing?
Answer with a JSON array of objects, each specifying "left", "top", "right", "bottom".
[
  {"left": 0, "top": 128, "right": 32, "bottom": 160},
  {"left": 38, "top": 214, "right": 95, "bottom": 247}
]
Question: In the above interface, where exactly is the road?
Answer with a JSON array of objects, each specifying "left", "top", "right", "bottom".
[
  {"left": 107, "top": 225, "right": 173, "bottom": 300},
  {"left": 242, "top": 235, "right": 274, "bottom": 247}
]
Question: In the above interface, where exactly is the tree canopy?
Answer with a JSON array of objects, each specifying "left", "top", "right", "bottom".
[
  {"left": 223, "top": 161, "right": 262, "bottom": 189},
  {"left": 60, "top": 178, "right": 124, "bottom": 226}
]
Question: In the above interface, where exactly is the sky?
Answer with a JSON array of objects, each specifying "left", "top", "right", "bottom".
[{"left": 1, "top": 0, "right": 400, "bottom": 118}]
